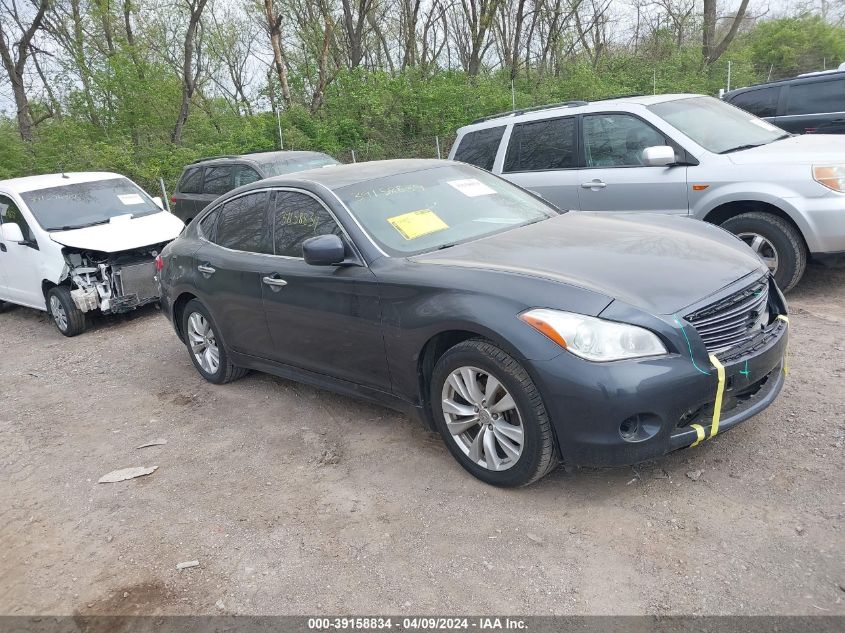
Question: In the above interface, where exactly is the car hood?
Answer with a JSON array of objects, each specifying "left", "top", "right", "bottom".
[
  {"left": 728, "top": 134, "right": 845, "bottom": 165},
  {"left": 412, "top": 213, "right": 767, "bottom": 316},
  {"left": 50, "top": 211, "right": 185, "bottom": 252}
]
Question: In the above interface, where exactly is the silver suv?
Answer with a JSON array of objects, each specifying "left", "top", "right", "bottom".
[{"left": 449, "top": 94, "right": 845, "bottom": 291}]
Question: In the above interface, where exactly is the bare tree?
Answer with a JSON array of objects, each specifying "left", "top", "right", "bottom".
[
  {"left": 451, "top": 0, "right": 502, "bottom": 76},
  {"left": 702, "top": 0, "right": 751, "bottom": 64},
  {"left": 340, "top": 0, "right": 375, "bottom": 69},
  {"left": 172, "top": 0, "right": 209, "bottom": 144},
  {"left": 0, "top": 0, "right": 51, "bottom": 140},
  {"left": 263, "top": 0, "right": 292, "bottom": 108}
]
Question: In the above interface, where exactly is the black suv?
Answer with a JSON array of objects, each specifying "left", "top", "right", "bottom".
[
  {"left": 724, "top": 69, "right": 845, "bottom": 134},
  {"left": 171, "top": 151, "right": 338, "bottom": 223}
]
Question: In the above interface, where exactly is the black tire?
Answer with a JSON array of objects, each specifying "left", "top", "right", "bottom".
[
  {"left": 181, "top": 299, "right": 247, "bottom": 384},
  {"left": 430, "top": 339, "right": 558, "bottom": 487},
  {"left": 721, "top": 212, "right": 807, "bottom": 292},
  {"left": 46, "top": 286, "right": 87, "bottom": 337}
]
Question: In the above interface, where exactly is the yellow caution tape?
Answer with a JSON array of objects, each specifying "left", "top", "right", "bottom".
[
  {"left": 777, "top": 314, "right": 789, "bottom": 375},
  {"left": 690, "top": 424, "right": 706, "bottom": 448},
  {"left": 708, "top": 354, "right": 725, "bottom": 439},
  {"left": 690, "top": 315, "right": 789, "bottom": 449}
]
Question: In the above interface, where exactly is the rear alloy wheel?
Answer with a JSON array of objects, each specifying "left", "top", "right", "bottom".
[
  {"left": 181, "top": 299, "right": 247, "bottom": 385},
  {"left": 46, "top": 286, "right": 87, "bottom": 337},
  {"left": 431, "top": 339, "right": 557, "bottom": 487},
  {"left": 721, "top": 212, "right": 807, "bottom": 292}
]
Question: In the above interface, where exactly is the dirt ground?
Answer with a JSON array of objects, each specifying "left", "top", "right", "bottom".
[{"left": 1, "top": 265, "right": 843, "bottom": 617}]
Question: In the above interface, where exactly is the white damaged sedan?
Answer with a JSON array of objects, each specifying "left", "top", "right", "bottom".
[{"left": 0, "top": 172, "right": 184, "bottom": 336}]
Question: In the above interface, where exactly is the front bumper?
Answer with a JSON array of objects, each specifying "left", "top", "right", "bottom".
[
  {"left": 528, "top": 318, "right": 788, "bottom": 467},
  {"left": 793, "top": 196, "right": 845, "bottom": 254}
]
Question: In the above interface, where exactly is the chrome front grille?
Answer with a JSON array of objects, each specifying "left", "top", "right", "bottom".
[{"left": 685, "top": 277, "right": 770, "bottom": 355}]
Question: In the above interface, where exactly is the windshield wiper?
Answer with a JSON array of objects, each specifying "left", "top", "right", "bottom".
[
  {"left": 47, "top": 218, "right": 111, "bottom": 231},
  {"left": 719, "top": 133, "right": 792, "bottom": 155},
  {"left": 719, "top": 143, "right": 766, "bottom": 154}
]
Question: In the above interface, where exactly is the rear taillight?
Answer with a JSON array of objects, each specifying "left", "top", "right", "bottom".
[
  {"left": 170, "top": 196, "right": 177, "bottom": 205},
  {"left": 155, "top": 254, "right": 164, "bottom": 272}
]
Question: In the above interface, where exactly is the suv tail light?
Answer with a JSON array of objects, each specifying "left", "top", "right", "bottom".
[
  {"left": 155, "top": 254, "right": 164, "bottom": 272},
  {"left": 170, "top": 196, "right": 177, "bottom": 204}
]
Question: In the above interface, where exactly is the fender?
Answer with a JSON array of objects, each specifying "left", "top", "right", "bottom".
[{"left": 692, "top": 182, "right": 812, "bottom": 246}]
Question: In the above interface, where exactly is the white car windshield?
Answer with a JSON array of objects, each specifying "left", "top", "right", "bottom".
[
  {"left": 20, "top": 177, "right": 161, "bottom": 231},
  {"left": 650, "top": 96, "right": 789, "bottom": 154},
  {"left": 336, "top": 164, "right": 560, "bottom": 256}
]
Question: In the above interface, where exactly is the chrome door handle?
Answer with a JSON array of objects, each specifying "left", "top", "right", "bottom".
[
  {"left": 262, "top": 276, "right": 288, "bottom": 290},
  {"left": 197, "top": 264, "right": 216, "bottom": 275},
  {"left": 581, "top": 180, "right": 606, "bottom": 189}
]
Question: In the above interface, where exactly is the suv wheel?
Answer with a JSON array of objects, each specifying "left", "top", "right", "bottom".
[
  {"left": 721, "top": 212, "right": 807, "bottom": 292},
  {"left": 47, "top": 286, "right": 87, "bottom": 337},
  {"left": 430, "top": 339, "right": 558, "bottom": 487},
  {"left": 182, "top": 299, "right": 247, "bottom": 384}
]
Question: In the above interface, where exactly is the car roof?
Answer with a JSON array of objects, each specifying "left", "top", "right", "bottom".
[
  {"left": 0, "top": 172, "right": 125, "bottom": 194},
  {"left": 725, "top": 70, "right": 845, "bottom": 96},
  {"left": 191, "top": 150, "right": 333, "bottom": 167},
  {"left": 225, "top": 159, "right": 449, "bottom": 195},
  {"left": 458, "top": 93, "right": 703, "bottom": 132}
]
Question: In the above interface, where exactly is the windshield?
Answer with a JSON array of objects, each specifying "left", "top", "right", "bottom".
[
  {"left": 21, "top": 177, "right": 161, "bottom": 231},
  {"left": 262, "top": 155, "right": 339, "bottom": 177},
  {"left": 649, "top": 96, "right": 787, "bottom": 154},
  {"left": 335, "top": 164, "right": 560, "bottom": 256}
]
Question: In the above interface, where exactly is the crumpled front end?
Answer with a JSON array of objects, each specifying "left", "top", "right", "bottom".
[{"left": 62, "top": 243, "right": 166, "bottom": 315}]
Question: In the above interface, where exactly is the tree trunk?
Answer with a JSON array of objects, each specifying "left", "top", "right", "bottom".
[
  {"left": 0, "top": 0, "right": 49, "bottom": 141},
  {"left": 702, "top": 0, "right": 750, "bottom": 64},
  {"left": 172, "top": 0, "right": 209, "bottom": 145},
  {"left": 263, "top": 0, "right": 291, "bottom": 108}
]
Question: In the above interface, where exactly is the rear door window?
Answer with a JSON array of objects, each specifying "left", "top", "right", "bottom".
[
  {"left": 728, "top": 87, "right": 780, "bottom": 117},
  {"left": 453, "top": 126, "right": 505, "bottom": 171},
  {"left": 787, "top": 78, "right": 845, "bottom": 115},
  {"left": 503, "top": 116, "right": 577, "bottom": 172},
  {"left": 202, "top": 166, "right": 235, "bottom": 196},
  {"left": 582, "top": 114, "right": 668, "bottom": 167},
  {"left": 178, "top": 168, "right": 203, "bottom": 194},
  {"left": 211, "top": 192, "right": 271, "bottom": 253},
  {"left": 272, "top": 191, "right": 341, "bottom": 258},
  {"left": 234, "top": 165, "right": 262, "bottom": 188}
]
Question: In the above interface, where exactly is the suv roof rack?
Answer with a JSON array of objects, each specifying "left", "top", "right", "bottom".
[
  {"left": 471, "top": 101, "right": 588, "bottom": 124},
  {"left": 469, "top": 93, "right": 645, "bottom": 125}
]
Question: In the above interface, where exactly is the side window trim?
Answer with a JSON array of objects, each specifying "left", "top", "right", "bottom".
[
  {"left": 577, "top": 110, "right": 686, "bottom": 170},
  {"left": 783, "top": 78, "right": 845, "bottom": 117},
  {"left": 0, "top": 193, "right": 39, "bottom": 248},
  {"left": 197, "top": 186, "right": 365, "bottom": 265},
  {"left": 502, "top": 114, "right": 580, "bottom": 174},
  {"left": 269, "top": 187, "right": 354, "bottom": 261}
]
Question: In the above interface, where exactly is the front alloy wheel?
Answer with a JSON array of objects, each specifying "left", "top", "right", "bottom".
[
  {"left": 441, "top": 366, "right": 524, "bottom": 471},
  {"left": 431, "top": 339, "right": 557, "bottom": 486}
]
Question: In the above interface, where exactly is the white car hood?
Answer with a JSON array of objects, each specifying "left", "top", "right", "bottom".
[
  {"left": 728, "top": 134, "right": 845, "bottom": 165},
  {"left": 50, "top": 211, "right": 184, "bottom": 252}
]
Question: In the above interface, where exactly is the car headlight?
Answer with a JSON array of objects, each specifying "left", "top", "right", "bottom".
[
  {"left": 520, "top": 308, "right": 667, "bottom": 361},
  {"left": 813, "top": 165, "right": 845, "bottom": 192}
]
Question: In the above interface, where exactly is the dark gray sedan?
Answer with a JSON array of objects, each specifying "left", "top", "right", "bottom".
[{"left": 157, "top": 159, "right": 789, "bottom": 486}]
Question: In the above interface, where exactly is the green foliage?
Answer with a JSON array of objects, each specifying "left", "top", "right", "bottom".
[
  {"left": 2, "top": 17, "right": 845, "bottom": 194},
  {"left": 743, "top": 15, "right": 845, "bottom": 80}
]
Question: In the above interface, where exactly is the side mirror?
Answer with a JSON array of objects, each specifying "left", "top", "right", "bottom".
[
  {"left": 0, "top": 222, "right": 25, "bottom": 244},
  {"left": 152, "top": 196, "right": 164, "bottom": 210},
  {"left": 302, "top": 234, "right": 345, "bottom": 266},
  {"left": 642, "top": 145, "right": 676, "bottom": 167}
]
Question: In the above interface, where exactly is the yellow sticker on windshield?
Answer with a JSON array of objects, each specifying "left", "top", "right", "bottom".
[{"left": 387, "top": 209, "right": 449, "bottom": 240}]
